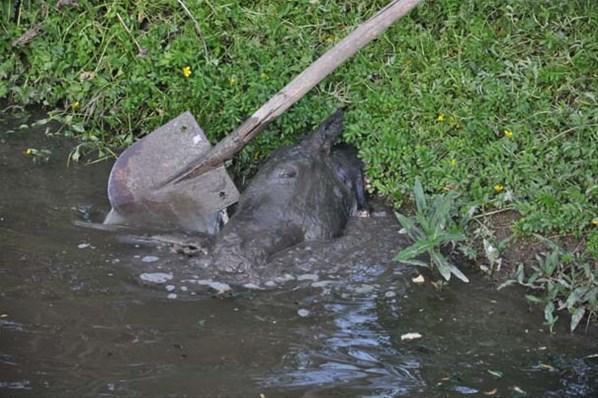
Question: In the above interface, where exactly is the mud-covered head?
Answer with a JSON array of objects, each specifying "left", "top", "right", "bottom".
[
  {"left": 212, "top": 110, "right": 356, "bottom": 274},
  {"left": 236, "top": 109, "right": 349, "bottom": 224}
]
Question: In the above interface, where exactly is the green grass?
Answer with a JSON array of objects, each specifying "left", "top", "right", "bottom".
[{"left": 1, "top": 0, "right": 597, "bottom": 254}]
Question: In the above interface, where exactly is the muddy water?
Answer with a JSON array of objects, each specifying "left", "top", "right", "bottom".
[{"left": 1, "top": 107, "right": 596, "bottom": 397}]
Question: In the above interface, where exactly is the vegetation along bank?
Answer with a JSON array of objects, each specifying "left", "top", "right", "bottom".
[{"left": 1, "top": 0, "right": 596, "bottom": 331}]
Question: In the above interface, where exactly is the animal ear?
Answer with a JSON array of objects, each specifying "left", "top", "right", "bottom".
[{"left": 304, "top": 109, "right": 345, "bottom": 154}]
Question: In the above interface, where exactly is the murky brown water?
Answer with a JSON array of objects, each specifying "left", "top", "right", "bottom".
[{"left": 1, "top": 106, "right": 597, "bottom": 397}]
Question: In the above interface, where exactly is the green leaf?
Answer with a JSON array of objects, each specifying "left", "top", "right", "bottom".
[
  {"left": 448, "top": 264, "right": 470, "bottom": 283},
  {"left": 437, "top": 231, "right": 466, "bottom": 242},
  {"left": 533, "top": 234, "right": 562, "bottom": 252},
  {"left": 415, "top": 211, "right": 433, "bottom": 236},
  {"left": 570, "top": 307, "right": 586, "bottom": 332},
  {"left": 71, "top": 123, "right": 85, "bottom": 133},
  {"left": 584, "top": 287, "right": 598, "bottom": 305},
  {"left": 0, "top": 81, "right": 7, "bottom": 98},
  {"left": 528, "top": 272, "right": 540, "bottom": 286},
  {"left": 544, "top": 302, "right": 558, "bottom": 331},
  {"left": 430, "top": 250, "right": 452, "bottom": 281},
  {"left": 542, "top": 251, "right": 559, "bottom": 276},
  {"left": 413, "top": 177, "right": 427, "bottom": 213},
  {"left": 515, "top": 263, "right": 526, "bottom": 284},
  {"left": 430, "top": 194, "right": 454, "bottom": 230},
  {"left": 397, "top": 258, "right": 430, "bottom": 268},
  {"left": 566, "top": 287, "right": 588, "bottom": 310},
  {"left": 526, "top": 294, "right": 544, "bottom": 304},
  {"left": 395, "top": 213, "right": 423, "bottom": 239},
  {"left": 394, "top": 212, "right": 414, "bottom": 230},
  {"left": 395, "top": 240, "right": 434, "bottom": 262}
]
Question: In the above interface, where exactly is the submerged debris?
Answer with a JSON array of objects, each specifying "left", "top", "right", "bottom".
[
  {"left": 139, "top": 272, "right": 173, "bottom": 284},
  {"left": 400, "top": 332, "right": 422, "bottom": 341},
  {"left": 297, "top": 309, "right": 310, "bottom": 318}
]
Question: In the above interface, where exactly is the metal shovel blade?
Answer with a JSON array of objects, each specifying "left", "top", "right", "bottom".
[{"left": 105, "top": 112, "right": 240, "bottom": 233}]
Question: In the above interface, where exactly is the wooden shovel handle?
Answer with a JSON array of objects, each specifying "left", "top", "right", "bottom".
[{"left": 167, "top": 0, "right": 423, "bottom": 186}]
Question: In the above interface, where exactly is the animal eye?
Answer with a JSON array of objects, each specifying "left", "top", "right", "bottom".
[{"left": 278, "top": 167, "right": 297, "bottom": 178}]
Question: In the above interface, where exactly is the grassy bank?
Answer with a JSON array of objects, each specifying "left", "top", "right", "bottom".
[{"left": 2, "top": 1, "right": 596, "bottom": 328}]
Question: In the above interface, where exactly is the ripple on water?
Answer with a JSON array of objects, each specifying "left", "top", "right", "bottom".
[
  {"left": 260, "top": 292, "right": 422, "bottom": 396},
  {"left": 0, "top": 380, "right": 32, "bottom": 390}
]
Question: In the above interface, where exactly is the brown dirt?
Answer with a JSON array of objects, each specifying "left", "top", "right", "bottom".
[
  {"left": 395, "top": 200, "right": 588, "bottom": 283},
  {"left": 472, "top": 209, "right": 588, "bottom": 281}
]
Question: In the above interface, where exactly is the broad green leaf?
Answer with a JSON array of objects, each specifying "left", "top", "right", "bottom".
[
  {"left": 544, "top": 302, "right": 557, "bottom": 330},
  {"left": 438, "top": 231, "right": 466, "bottom": 242},
  {"left": 584, "top": 287, "right": 598, "bottom": 305},
  {"left": 395, "top": 240, "right": 434, "bottom": 261},
  {"left": 394, "top": 212, "right": 414, "bottom": 230},
  {"left": 449, "top": 264, "right": 470, "bottom": 283},
  {"left": 430, "top": 193, "right": 455, "bottom": 230},
  {"left": 395, "top": 213, "right": 423, "bottom": 239},
  {"left": 566, "top": 287, "right": 588, "bottom": 310},
  {"left": 557, "top": 278, "right": 572, "bottom": 289},
  {"left": 533, "top": 234, "right": 563, "bottom": 253},
  {"left": 570, "top": 307, "right": 586, "bottom": 332},
  {"left": 515, "top": 264, "right": 526, "bottom": 284},
  {"left": 581, "top": 262, "right": 591, "bottom": 277},
  {"left": 546, "top": 282, "right": 559, "bottom": 300},
  {"left": 528, "top": 273, "right": 540, "bottom": 285},
  {"left": 415, "top": 212, "right": 433, "bottom": 236},
  {"left": 525, "top": 294, "right": 544, "bottom": 304},
  {"left": 0, "top": 81, "right": 8, "bottom": 98},
  {"left": 549, "top": 250, "right": 561, "bottom": 270},
  {"left": 431, "top": 250, "right": 452, "bottom": 281},
  {"left": 413, "top": 177, "right": 427, "bottom": 213},
  {"left": 71, "top": 123, "right": 85, "bottom": 133},
  {"left": 396, "top": 258, "right": 430, "bottom": 268}
]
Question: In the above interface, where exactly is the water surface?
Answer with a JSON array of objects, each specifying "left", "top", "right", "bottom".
[{"left": 1, "top": 107, "right": 596, "bottom": 397}]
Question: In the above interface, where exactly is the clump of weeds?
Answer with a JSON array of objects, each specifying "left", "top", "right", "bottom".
[
  {"left": 499, "top": 236, "right": 597, "bottom": 333},
  {"left": 395, "top": 178, "right": 469, "bottom": 283}
]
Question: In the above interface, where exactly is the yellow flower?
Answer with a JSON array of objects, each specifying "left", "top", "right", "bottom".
[
  {"left": 25, "top": 148, "right": 33, "bottom": 156},
  {"left": 593, "top": 218, "right": 598, "bottom": 226},
  {"left": 449, "top": 159, "right": 457, "bottom": 167},
  {"left": 228, "top": 76, "right": 237, "bottom": 86},
  {"left": 504, "top": 129, "right": 513, "bottom": 138},
  {"left": 494, "top": 184, "right": 504, "bottom": 193},
  {"left": 71, "top": 101, "right": 80, "bottom": 110},
  {"left": 182, "top": 66, "right": 192, "bottom": 78},
  {"left": 437, "top": 113, "right": 445, "bottom": 122}
]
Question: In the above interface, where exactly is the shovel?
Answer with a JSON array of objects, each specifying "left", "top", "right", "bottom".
[{"left": 105, "top": 0, "right": 422, "bottom": 233}]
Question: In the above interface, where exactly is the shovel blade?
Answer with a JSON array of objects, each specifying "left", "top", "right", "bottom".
[{"left": 105, "top": 112, "right": 240, "bottom": 233}]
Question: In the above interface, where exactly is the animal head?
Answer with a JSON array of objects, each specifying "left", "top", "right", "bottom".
[
  {"left": 239, "top": 110, "right": 345, "bottom": 206},
  {"left": 212, "top": 110, "right": 353, "bottom": 273}
]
